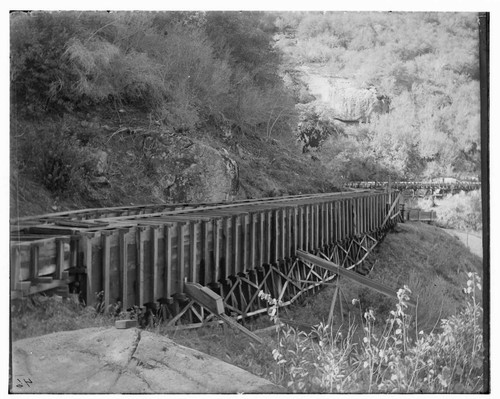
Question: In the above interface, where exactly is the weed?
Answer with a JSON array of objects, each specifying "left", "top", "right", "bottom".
[{"left": 263, "top": 273, "right": 484, "bottom": 393}]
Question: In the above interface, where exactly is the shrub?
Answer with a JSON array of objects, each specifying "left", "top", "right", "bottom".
[
  {"left": 261, "top": 272, "right": 484, "bottom": 393},
  {"left": 13, "top": 121, "right": 96, "bottom": 195}
]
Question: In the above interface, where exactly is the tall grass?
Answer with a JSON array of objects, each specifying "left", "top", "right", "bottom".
[{"left": 261, "top": 272, "right": 484, "bottom": 393}]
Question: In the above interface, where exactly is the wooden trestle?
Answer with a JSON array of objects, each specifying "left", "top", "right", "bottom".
[{"left": 10, "top": 190, "right": 402, "bottom": 327}]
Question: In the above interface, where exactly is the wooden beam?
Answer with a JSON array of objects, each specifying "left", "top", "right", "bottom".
[
  {"left": 296, "top": 250, "right": 416, "bottom": 307},
  {"left": 382, "top": 193, "right": 402, "bottom": 228},
  {"left": 165, "top": 225, "right": 173, "bottom": 298},
  {"left": 137, "top": 227, "right": 145, "bottom": 305},
  {"left": 102, "top": 232, "right": 111, "bottom": 310},
  {"left": 152, "top": 226, "right": 160, "bottom": 302},
  {"left": 119, "top": 229, "right": 129, "bottom": 308},
  {"left": 185, "top": 281, "right": 224, "bottom": 315}
]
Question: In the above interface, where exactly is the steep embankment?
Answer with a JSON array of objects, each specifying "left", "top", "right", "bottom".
[{"left": 10, "top": 108, "right": 339, "bottom": 219}]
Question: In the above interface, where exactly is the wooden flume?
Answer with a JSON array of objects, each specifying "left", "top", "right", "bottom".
[{"left": 10, "top": 190, "right": 403, "bottom": 331}]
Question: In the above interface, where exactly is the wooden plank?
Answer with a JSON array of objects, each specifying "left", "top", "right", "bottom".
[
  {"left": 242, "top": 214, "right": 249, "bottom": 272},
  {"left": 213, "top": 219, "right": 221, "bottom": 282},
  {"left": 184, "top": 282, "right": 225, "bottom": 315},
  {"left": 281, "top": 208, "right": 286, "bottom": 259},
  {"left": 298, "top": 206, "right": 304, "bottom": 250},
  {"left": 152, "top": 226, "right": 160, "bottom": 301},
  {"left": 296, "top": 250, "right": 416, "bottom": 307},
  {"left": 382, "top": 193, "right": 402, "bottom": 228},
  {"left": 224, "top": 217, "right": 231, "bottom": 279},
  {"left": 265, "top": 211, "right": 272, "bottom": 264},
  {"left": 82, "top": 234, "right": 94, "bottom": 306},
  {"left": 305, "top": 205, "right": 310, "bottom": 251},
  {"left": 30, "top": 245, "right": 39, "bottom": 279},
  {"left": 11, "top": 246, "right": 21, "bottom": 291},
  {"left": 315, "top": 203, "right": 320, "bottom": 249},
  {"left": 165, "top": 225, "right": 173, "bottom": 299},
  {"left": 137, "top": 227, "right": 145, "bottom": 305},
  {"left": 202, "top": 221, "right": 210, "bottom": 285},
  {"left": 325, "top": 202, "right": 330, "bottom": 246},
  {"left": 218, "top": 314, "right": 264, "bottom": 344},
  {"left": 102, "top": 232, "right": 111, "bottom": 310},
  {"left": 249, "top": 213, "right": 256, "bottom": 270},
  {"left": 321, "top": 202, "right": 326, "bottom": 247},
  {"left": 274, "top": 209, "right": 280, "bottom": 261},
  {"left": 258, "top": 212, "right": 264, "bottom": 266},
  {"left": 293, "top": 207, "right": 298, "bottom": 255},
  {"left": 190, "top": 222, "right": 198, "bottom": 282},
  {"left": 177, "top": 224, "right": 186, "bottom": 293},
  {"left": 55, "top": 238, "right": 65, "bottom": 280},
  {"left": 119, "top": 229, "right": 129, "bottom": 309}
]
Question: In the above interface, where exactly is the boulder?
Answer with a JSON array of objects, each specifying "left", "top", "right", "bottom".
[
  {"left": 158, "top": 140, "right": 240, "bottom": 203},
  {"left": 11, "top": 327, "right": 284, "bottom": 394}
]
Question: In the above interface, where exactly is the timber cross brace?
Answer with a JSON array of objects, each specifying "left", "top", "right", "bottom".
[{"left": 11, "top": 190, "right": 403, "bottom": 332}]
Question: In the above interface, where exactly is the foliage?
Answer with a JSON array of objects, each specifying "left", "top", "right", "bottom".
[
  {"left": 10, "top": 11, "right": 296, "bottom": 139},
  {"left": 12, "top": 120, "right": 97, "bottom": 195},
  {"left": 418, "top": 190, "right": 482, "bottom": 231},
  {"left": 263, "top": 273, "right": 484, "bottom": 393},
  {"left": 276, "top": 11, "right": 480, "bottom": 179}
]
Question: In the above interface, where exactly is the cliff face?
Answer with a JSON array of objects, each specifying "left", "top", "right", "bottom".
[{"left": 295, "top": 65, "right": 390, "bottom": 123}]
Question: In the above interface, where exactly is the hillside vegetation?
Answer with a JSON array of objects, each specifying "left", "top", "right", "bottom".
[
  {"left": 276, "top": 12, "right": 480, "bottom": 181},
  {"left": 10, "top": 11, "right": 480, "bottom": 217}
]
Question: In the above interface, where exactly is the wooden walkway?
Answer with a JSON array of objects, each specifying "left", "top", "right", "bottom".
[{"left": 10, "top": 190, "right": 402, "bottom": 327}]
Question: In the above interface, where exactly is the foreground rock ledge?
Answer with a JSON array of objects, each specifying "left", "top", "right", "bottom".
[{"left": 11, "top": 327, "right": 284, "bottom": 394}]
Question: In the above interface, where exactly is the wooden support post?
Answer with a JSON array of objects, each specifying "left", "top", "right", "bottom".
[
  {"left": 224, "top": 217, "right": 231, "bottom": 279},
  {"left": 233, "top": 216, "right": 240, "bottom": 275},
  {"left": 281, "top": 208, "right": 286, "bottom": 259},
  {"left": 10, "top": 246, "right": 21, "bottom": 291},
  {"left": 274, "top": 209, "right": 280, "bottom": 261},
  {"left": 213, "top": 219, "right": 221, "bottom": 282},
  {"left": 152, "top": 226, "right": 160, "bottom": 301},
  {"left": 258, "top": 212, "right": 264, "bottom": 267},
  {"left": 55, "top": 238, "right": 65, "bottom": 280},
  {"left": 119, "top": 229, "right": 129, "bottom": 309},
  {"left": 137, "top": 227, "right": 145, "bottom": 305},
  {"left": 82, "top": 233, "right": 94, "bottom": 306},
  {"left": 102, "top": 232, "right": 111, "bottom": 311},
  {"left": 293, "top": 207, "right": 298, "bottom": 254},
  {"left": 298, "top": 206, "right": 304, "bottom": 250},
  {"left": 305, "top": 205, "right": 310, "bottom": 251},
  {"left": 175, "top": 223, "right": 186, "bottom": 294},
  {"left": 190, "top": 222, "right": 198, "bottom": 283},
  {"left": 325, "top": 202, "right": 330, "bottom": 246},
  {"left": 30, "top": 245, "right": 39, "bottom": 280},
  {"left": 250, "top": 213, "right": 256, "bottom": 270},
  {"left": 266, "top": 211, "right": 272, "bottom": 264},
  {"left": 243, "top": 214, "right": 250, "bottom": 272},
  {"left": 202, "top": 221, "right": 210, "bottom": 285}
]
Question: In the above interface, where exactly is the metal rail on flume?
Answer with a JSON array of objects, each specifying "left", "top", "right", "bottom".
[{"left": 10, "top": 190, "right": 404, "bottom": 330}]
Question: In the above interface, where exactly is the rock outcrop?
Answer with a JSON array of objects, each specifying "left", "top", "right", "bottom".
[
  {"left": 11, "top": 327, "right": 284, "bottom": 394},
  {"left": 156, "top": 138, "right": 240, "bottom": 203},
  {"left": 295, "top": 66, "right": 390, "bottom": 123}
]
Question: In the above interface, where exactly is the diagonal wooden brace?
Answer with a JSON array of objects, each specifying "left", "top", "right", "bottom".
[{"left": 185, "top": 282, "right": 264, "bottom": 344}]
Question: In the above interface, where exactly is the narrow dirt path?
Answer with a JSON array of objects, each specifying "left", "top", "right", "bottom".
[{"left": 442, "top": 229, "right": 483, "bottom": 259}]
